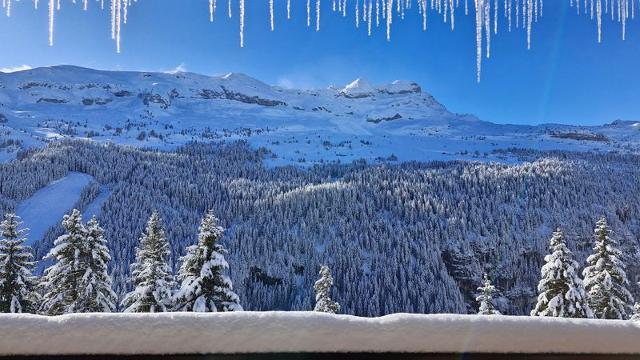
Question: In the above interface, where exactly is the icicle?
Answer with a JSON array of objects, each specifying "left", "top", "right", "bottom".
[
  {"left": 386, "top": 0, "right": 393, "bottom": 40},
  {"left": 356, "top": 0, "right": 360, "bottom": 27},
  {"left": 368, "top": 0, "right": 373, "bottom": 34},
  {"left": 475, "top": 0, "right": 484, "bottom": 82},
  {"left": 622, "top": 0, "right": 627, "bottom": 40},
  {"left": 597, "top": 0, "right": 602, "bottom": 42},
  {"left": 508, "top": 0, "right": 512, "bottom": 31},
  {"left": 270, "top": 0, "right": 274, "bottom": 31},
  {"left": 363, "top": 0, "right": 367, "bottom": 22},
  {"left": 48, "top": 0, "right": 54, "bottom": 45},
  {"left": 240, "top": 0, "right": 245, "bottom": 47},
  {"left": 209, "top": 0, "right": 214, "bottom": 21},
  {"left": 450, "top": 0, "right": 455, "bottom": 30},
  {"left": 307, "top": 0, "right": 311, "bottom": 26},
  {"left": 317, "top": 0, "right": 321, "bottom": 31},
  {"left": 527, "top": 0, "right": 533, "bottom": 49},
  {"left": 115, "top": 0, "right": 121, "bottom": 53},
  {"left": 228, "top": 0, "right": 232, "bottom": 18},
  {"left": 485, "top": 0, "right": 491, "bottom": 57},
  {"left": 287, "top": 0, "right": 291, "bottom": 19},
  {"left": 123, "top": 0, "right": 128, "bottom": 24},
  {"left": 422, "top": 0, "right": 427, "bottom": 29},
  {"left": 5, "top": 0, "right": 10, "bottom": 16},
  {"left": 111, "top": 0, "right": 116, "bottom": 39},
  {"left": 494, "top": 0, "right": 498, "bottom": 34}
]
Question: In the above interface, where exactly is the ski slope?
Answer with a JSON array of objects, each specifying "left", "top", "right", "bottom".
[
  {"left": 15, "top": 172, "right": 93, "bottom": 245},
  {"left": 0, "top": 312, "right": 638, "bottom": 355}
]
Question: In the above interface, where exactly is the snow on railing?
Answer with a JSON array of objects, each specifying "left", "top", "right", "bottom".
[
  {"left": 0, "top": 0, "right": 637, "bottom": 81},
  {"left": 0, "top": 312, "right": 640, "bottom": 355}
]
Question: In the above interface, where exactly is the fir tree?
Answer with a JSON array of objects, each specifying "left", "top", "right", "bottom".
[
  {"left": 582, "top": 217, "right": 634, "bottom": 319},
  {"left": 631, "top": 303, "right": 640, "bottom": 321},
  {"left": 121, "top": 211, "right": 175, "bottom": 312},
  {"left": 476, "top": 273, "right": 500, "bottom": 315},
  {"left": 531, "top": 228, "right": 592, "bottom": 318},
  {"left": 314, "top": 265, "right": 340, "bottom": 314},
  {"left": 175, "top": 211, "right": 242, "bottom": 312},
  {"left": 41, "top": 209, "right": 87, "bottom": 315},
  {"left": 76, "top": 216, "right": 117, "bottom": 312},
  {"left": 0, "top": 213, "right": 39, "bottom": 313}
]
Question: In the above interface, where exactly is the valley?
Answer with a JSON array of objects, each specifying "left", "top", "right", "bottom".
[{"left": 1, "top": 66, "right": 639, "bottom": 316}]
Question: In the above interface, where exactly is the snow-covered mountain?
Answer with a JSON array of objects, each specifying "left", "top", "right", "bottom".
[
  {"left": 1, "top": 65, "right": 639, "bottom": 165},
  {"left": 4, "top": 66, "right": 640, "bottom": 316}
]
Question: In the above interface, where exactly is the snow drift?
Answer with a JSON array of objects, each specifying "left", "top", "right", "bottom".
[{"left": 0, "top": 312, "right": 639, "bottom": 355}]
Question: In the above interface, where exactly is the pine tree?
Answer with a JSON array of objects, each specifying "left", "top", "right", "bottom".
[
  {"left": 174, "top": 211, "right": 242, "bottom": 312},
  {"left": 631, "top": 303, "right": 640, "bottom": 321},
  {"left": 314, "top": 265, "right": 340, "bottom": 314},
  {"left": 76, "top": 216, "right": 117, "bottom": 312},
  {"left": 41, "top": 209, "right": 87, "bottom": 315},
  {"left": 476, "top": 273, "right": 500, "bottom": 315},
  {"left": 121, "top": 211, "right": 175, "bottom": 312},
  {"left": 582, "top": 217, "right": 634, "bottom": 319},
  {"left": 531, "top": 228, "right": 592, "bottom": 318},
  {"left": 0, "top": 213, "right": 39, "bottom": 313}
]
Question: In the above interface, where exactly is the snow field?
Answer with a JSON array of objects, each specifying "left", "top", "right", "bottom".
[{"left": 15, "top": 172, "right": 93, "bottom": 245}]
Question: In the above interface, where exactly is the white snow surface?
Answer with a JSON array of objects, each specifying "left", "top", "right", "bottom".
[
  {"left": 1, "top": 66, "right": 640, "bottom": 166},
  {"left": 0, "top": 312, "right": 639, "bottom": 355},
  {"left": 15, "top": 172, "right": 93, "bottom": 245}
]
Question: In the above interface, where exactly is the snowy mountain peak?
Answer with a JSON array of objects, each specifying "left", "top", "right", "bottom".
[
  {"left": 383, "top": 80, "right": 422, "bottom": 95},
  {"left": 339, "top": 78, "right": 423, "bottom": 98},
  {"left": 221, "top": 72, "right": 258, "bottom": 82},
  {"left": 340, "top": 78, "right": 376, "bottom": 98}
]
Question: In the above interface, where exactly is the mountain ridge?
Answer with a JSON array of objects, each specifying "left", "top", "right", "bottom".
[{"left": 0, "top": 65, "right": 639, "bottom": 165}]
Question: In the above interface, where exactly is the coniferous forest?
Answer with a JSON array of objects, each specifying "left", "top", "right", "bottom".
[{"left": 1, "top": 140, "right": 640, "bottom": 317}]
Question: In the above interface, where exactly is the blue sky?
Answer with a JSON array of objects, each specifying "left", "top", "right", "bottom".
[{"left": 0, "top": 0, "right": 638, "bottom": 125}]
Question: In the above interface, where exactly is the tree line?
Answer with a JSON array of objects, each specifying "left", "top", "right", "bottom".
[
  {"left": 477, "top": 217, "right": 640, "bottom": 320},
  {"left": 2, "top": 207, "right": 639, "bottom": 320},
  {"left": 0, "top": 210, "right": 341, "bottom": 315},
  {"left": 0, "top": 210, "right": 243, "bottom": 314}
]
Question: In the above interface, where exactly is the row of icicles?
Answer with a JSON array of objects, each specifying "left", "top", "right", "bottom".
[{"left": 1, "top": 0, "right": 637, "bottom": 81}]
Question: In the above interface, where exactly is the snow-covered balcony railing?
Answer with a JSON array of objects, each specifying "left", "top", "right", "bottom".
[{"left": 1, "top": 312, "right": 639, "bottom": 356}]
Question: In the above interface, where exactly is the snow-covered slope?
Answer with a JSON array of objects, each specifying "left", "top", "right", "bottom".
[
  {"left": 0, "top": 312, "right": 639, "bottom": 355},
  {"left": 15, "top": 172, "right": 94, "bottom": 245},
  {"left": 0, "top": 65, "right": 639, "bottom": 165}
]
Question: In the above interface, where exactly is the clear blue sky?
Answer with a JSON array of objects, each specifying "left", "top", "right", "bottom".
[{"left": 0, "top": 0, "right": 638, "bottom": 125}]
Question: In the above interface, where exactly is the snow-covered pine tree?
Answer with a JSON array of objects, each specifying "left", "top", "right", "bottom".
[
  {"left": 313, "top": 265, "right": 340, "bottom": 314},
  {"left": 41, "top": 209, "right": 87, "bottom": 315},
  {"left": 0, "top": 213, "right": 39, "bottom": 313},
  {"left": 174, "top": 211, "right": 242, "bottom": 312},
  {"left": 76, "top": 216, "right": 117, "bottom": 312},
  {"left": 476, "top": 273, "right": 500, "bottom": 315},
  {"left": 631, "top": 303, "right": 640, "bottom": 321},
  {"left": 531, "top": 228, "right": 592, "bottom": 318},
  {"left": 582, "top": 217, "right": 634, "bottom": 319},
  {"left": 121, "top": 211, "right": 175, "bottom": 312}
]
